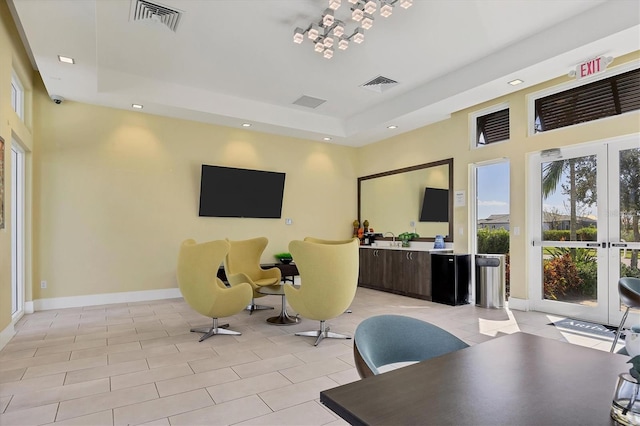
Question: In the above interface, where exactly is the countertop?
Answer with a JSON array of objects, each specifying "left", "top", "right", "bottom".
[{"left": 359, "top": 243, "right": 453, "bottom": 252}]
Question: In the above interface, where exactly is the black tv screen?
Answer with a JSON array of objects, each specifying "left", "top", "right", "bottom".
[
  {"left": 419, "top": 188, "right": 449, "bottom": 222},
  {"left": 199, "top": 165, "right": 286, "bottom": 218}
]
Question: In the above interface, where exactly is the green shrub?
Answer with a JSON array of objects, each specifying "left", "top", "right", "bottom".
[
  {"left": 576, "top": 261, "right": 597, "bottom": 297},
  {"left": 543, "top": 253, "right": 583, "bottom": 300},
  {"left": 542, "top": 228, "right": 597, "bottom": 241},
  {"left": 622, "top": 263, "right": 640, "bottom": 278},
  {"left": 477, "top": 228, "right": 509, "bottom": 254}
]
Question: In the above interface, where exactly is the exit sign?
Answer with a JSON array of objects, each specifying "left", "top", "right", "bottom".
[{"left": 569, "top": 56, "right": 613, "bottom": 80}]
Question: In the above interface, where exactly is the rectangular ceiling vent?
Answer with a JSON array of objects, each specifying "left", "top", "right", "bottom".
[
  {"left": 293, "top": 95, "right": 327, "bottom": 109},
  {"left": 130, "top": 0, "right": 182, "bottom": 32},
  {"left": 360, "top": 75, "right": 399, "bottom": 93}
]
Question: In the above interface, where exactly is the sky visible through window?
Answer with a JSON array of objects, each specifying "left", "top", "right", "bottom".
[
  {"left": 477, "top": 162, "right": 509, "bottom": 220},
  {"left": 477, "top": 161, "right": 597, "bottom": 223}
]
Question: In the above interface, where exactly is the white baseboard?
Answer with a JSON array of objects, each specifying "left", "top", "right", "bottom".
[
  {"left": 25, "top": 301, "right": 34, "bottom": 314},
  {"left": 507, "top": 297, "right": 529, "bottom": 312},
  {"left": 33, "top": 288, "right": 182, "bottom": 311},
  {"left": 0, "top": 322, "right": 16, "bottom": 351}
]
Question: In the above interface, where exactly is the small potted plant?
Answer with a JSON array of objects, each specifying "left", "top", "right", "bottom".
[
  {"left": 398, "top": 232, "right": 420, "bottom": 247},
  {"left": 274, "top": 252, "right": 293, "bottom": 264}
]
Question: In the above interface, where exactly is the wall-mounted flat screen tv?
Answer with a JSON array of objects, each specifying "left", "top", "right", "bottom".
[
  {"left": 199, "top": 165, "right": 286, "bottom": 218},
  {"left": 419, "top": 187, "right": 449, "bottom": 222}
]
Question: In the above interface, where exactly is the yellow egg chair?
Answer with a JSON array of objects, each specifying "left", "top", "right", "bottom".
[
  {"left": 304, "top": 236, "right": 357, "bottom": 245},
  {"left": 224, "top": 237, "right": 282, "bottom": 314},
  {"left": 177, "top": 239, "right": 252, "bottom": 341},
  {"left": 284, "top": 237, "right": 360, "bottom": 346}
]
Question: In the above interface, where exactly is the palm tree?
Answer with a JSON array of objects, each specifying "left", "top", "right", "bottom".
[{"left": 542, "top": 159, "right": 578, "bottom": 240}]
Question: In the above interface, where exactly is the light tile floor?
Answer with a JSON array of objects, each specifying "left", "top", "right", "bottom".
[{"left": 0, "top": 287, "right": 618, "bottom": 425}]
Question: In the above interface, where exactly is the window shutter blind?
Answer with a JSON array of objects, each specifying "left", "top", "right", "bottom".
[
  {"left": 535, "top": 68, "right": 640, "bottom": 132},
  {"left": 476, "top": 108, "right": 509, "bottom": 145}
]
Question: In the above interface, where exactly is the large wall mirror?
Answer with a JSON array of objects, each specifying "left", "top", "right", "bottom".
[{"left": 358, "top": 158, "right": 454, "bottom": 242}]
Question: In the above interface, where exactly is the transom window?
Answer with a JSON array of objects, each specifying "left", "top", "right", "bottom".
[
  {"left": 470, "top": 103, "right": 510, "bottom": 148},
  {"left": 477, "top": 108, "right": 509, "bottom": 145},
  {"left": 534, "top": 67, "right": 640, "bottom": 133}
]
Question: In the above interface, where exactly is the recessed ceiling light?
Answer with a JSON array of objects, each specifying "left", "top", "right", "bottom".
[
  {"left": 387, "top": 125, "right": 398, "bottom": 129},
  {"left": 242, "top": 123, "right": 251, "bottom": 127},
  {"left": 323, "top": 137, "right": 332, "bottom": 141},
  {"left": 132, "top": 104, "right": 143, "bottom": 109},
  {"left": 508, "top": 79, "right": 524, "bottom": 86},
  {"left": 58, "top": 55, "right": 75, "bottom": 64}
]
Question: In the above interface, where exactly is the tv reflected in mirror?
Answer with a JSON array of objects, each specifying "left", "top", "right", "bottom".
[{"left": 199, "top": 165, "right": 286, "bottom": 218}]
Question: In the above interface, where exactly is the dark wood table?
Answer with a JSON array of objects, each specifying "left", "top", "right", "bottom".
[
  {"left": 217, "top": 263, "right": 298, "bottom": 283},
  {"left": 320, "top": 332, "right": 628, "bottom": 425}
]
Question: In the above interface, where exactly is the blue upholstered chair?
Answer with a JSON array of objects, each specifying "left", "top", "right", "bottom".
[
  {"left": 353, "top": 314, "right": 469, "bottom": 378},
  {"left": 611, "top": 277, "right": 640, "bottom": 352}
]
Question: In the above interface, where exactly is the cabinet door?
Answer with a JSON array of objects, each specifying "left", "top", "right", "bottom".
[
  {"left": 359, "top": 249, "right": 388, "bottom": 289},
  {"left": 408, "top": 251, "right": 431, "bottom": 298},
  {"left": 387, "top": 250, "right": 406, "bottom": 293},
  {"left": 392, "top": 251, "right": 429, "bottom": 298},
  {"left": 359, "top": 249, "right": 374, "bottom": 286}
]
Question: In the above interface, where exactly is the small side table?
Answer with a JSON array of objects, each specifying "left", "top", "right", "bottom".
[{"left": 257, "top": 284, "right": 299, "bottom": 325}]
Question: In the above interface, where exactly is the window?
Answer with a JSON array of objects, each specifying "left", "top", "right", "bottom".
[
  {"left": 11, "top": 72, "right": 24, "bottom": 120},
  {"left": 470, "top": 103, "right": 510, "bottom": 148},
  {"left": 477, "top": 109, "right": 509, "bottom": 145},
  {"left": 534, "top": 67, "right": 640, "bottom": 133}
]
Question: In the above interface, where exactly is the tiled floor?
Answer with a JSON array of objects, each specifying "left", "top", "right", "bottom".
[{"left": 0, "top": 287, "right": 617, "bottom": 425}]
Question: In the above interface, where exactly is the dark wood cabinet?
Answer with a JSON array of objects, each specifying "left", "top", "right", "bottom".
[
  {"left": 358, "top": 248, "right": 435, "bottom": 300},
  {"left": 359, "top": 249, "right": 392, "bottom": 291},
  {"left": 398, "top": 251, "right": 431, "bottom": 298}
]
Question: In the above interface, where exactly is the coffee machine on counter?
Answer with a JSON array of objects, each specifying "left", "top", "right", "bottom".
[{"left": 363, "top": 232, "right": 382, "bottom": 245}]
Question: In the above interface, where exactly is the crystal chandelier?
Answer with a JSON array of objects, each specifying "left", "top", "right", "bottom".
[{"left": 293, "top": 0, "right": 412, "bottom": 59}]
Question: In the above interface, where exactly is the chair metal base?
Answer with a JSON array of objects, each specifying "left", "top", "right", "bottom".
[
  {"left": 295, "top": 320, "right": 351, "bottom": 346},
  {"left": 190, "top": 318, "right": 241, "bottom": 342},
  {"left": 611, "top": 306, "right": 630, "bottom": 352}
]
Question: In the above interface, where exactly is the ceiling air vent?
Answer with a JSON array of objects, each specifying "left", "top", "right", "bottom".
[
  {"left": 130, "top": 0, "right": 183, "bottom": 32},
  {"left": 293, "top": 95, "right": 327, "bottom": 109},
  {"left": 360, "top": 75, "right": 399, "bottom": 93}
]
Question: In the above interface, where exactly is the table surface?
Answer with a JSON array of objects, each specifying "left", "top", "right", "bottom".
[
  {"left": 320, "top": 332, "right": 628, "bottom": 426},
  {"left": 217, "top": 263, "right": 298, "bottom": 282}
]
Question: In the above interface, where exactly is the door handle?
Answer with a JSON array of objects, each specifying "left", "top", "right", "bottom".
[
  {"left": 611, "top": 243, "right": 628, "bottom": 248},
  {"left": 585, "top": 243, "right": 602, "bottom": 248}
]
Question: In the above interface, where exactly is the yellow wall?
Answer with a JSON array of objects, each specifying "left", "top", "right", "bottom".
[
  {"left": 0, "top": 3, "right": 35, "bottom": 333},
  {"left": 356, "top": 51, "right": 640, "bottom": 299},
  {"left": 32, "top": 80, "right": 358, "bottom": 299}
]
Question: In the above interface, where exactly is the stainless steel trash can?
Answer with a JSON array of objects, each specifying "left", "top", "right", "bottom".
[{"left": 475, "top": 254, "right": 506, "bottom": 309}]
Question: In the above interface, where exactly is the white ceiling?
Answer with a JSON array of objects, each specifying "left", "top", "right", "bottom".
[{"left": 7, "top": 0, "right": 640, "bottom": 147}]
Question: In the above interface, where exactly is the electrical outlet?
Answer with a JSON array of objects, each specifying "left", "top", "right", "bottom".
[
  {"left": 285, "top": 218, "right": 293, "bottom": 225},
  {"left": 409, "top": 221, "right": 415, "bottom": 228},
  {"left": 41, "top": 281, "right": 47, "bottom": 289}
]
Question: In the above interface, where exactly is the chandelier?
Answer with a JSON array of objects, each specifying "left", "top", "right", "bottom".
[{"left": 293, "top": 0, "right": 413, "bottom": 59}]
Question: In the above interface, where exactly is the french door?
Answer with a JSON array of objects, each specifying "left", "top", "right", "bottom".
[{"left": 529, "top": 135, "right": 639, "bottom": 326}]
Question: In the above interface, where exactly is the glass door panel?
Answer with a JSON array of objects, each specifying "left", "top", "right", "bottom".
[
  {"left": 530, "top": 143, "right": 608, "bottom": 324},
  {"left": 609, "top": 142, "right": 640, "bottom": 326},
  {"left": 540, "top": 155, "right": 599, "bottom": 306}
]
